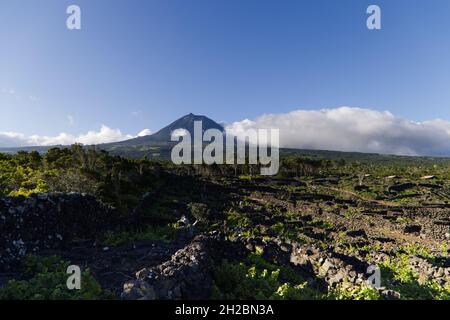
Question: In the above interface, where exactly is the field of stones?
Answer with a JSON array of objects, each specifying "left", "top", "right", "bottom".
[{"left": 0, "top": 148, "right": 449, "bottom": 300}]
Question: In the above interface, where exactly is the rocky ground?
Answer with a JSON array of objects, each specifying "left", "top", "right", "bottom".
[
  {"left": 0, "top": 174, "right": 449, "bottom": 300},
  {"left": 214, "top": 175, "right": 450, "bottom": 298}
]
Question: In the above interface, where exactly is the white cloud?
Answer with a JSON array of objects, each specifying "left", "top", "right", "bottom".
[
  {"left": 137, "top": 129, "right": 152, "bottom": 137},
  {"left": 0, "top": 131, "right": 27, "bottom": 148},
  {"left": 225, "top": 106, "right": 450, "bottom": 156},
  {"left": 29, "top": 125, "right": 134, "bottom": 146},
  {"left": 3, "top": 107, "right": 450, "bottom": 156},
  {"left": 77, "top": 125, "right": 135, "bottom": 145},
  {"left": 171, "top": 128, "right": 189, "bottom": 140},
  {"left": 0, "top": 125, "right": 148, "bottom": 148}
]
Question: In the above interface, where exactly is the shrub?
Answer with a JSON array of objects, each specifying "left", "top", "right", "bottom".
[
  {"left": 0, "top": 255, "right": 110, "bottom": 300},
  {"left": 327, "top": 284, "right": 381, "bottom": 300},
  {"left": 212, "top": 253, "right": 322, "bottom": 300},
  {"left": 187, "top": 202, "right": 210, "bottom": 222}
]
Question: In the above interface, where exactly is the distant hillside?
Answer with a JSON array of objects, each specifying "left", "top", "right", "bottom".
[
  {"left": 1, "top": 113, "right": 450, "bottom": 166},
  {"left": 0, "top": 145, "right": 56, "bottom": 154}
]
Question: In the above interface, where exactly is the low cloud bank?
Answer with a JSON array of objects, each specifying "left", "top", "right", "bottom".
[
  {"left": 2, "top": 107, "right": 450, "bottom": 156},
  {"left": 0, "top": 125, "right": 151, "bottom": 148},
  {"left": 225, "top": 107, "right": 450, "bottom": 156}
]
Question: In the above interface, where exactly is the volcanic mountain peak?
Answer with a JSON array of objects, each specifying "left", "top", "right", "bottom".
[
  {"left": 114, "top": 113, "right": 224, "bottom": 146},
  {"left": 152, "top": 113, "right": 224, "bottom": 138}
]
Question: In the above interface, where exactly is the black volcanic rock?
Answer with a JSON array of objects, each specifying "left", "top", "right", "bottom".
[
  {"left": 0, "top": 193, "right": 120, "bottom": 271},
  {"left": 121, "top": 233, "right": 247, "bottom": 300}
]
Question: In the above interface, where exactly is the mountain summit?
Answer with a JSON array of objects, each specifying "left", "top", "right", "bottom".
[
  {"left": 149, "top": 113, "right": 224, "bottom": 142},
  {"left": 113, "top": 113, "right": 224, "bottom": 147}
]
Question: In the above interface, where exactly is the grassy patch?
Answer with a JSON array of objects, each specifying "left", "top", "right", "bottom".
[
  {"left": 0, "top": 255, "right": 110, "bottom": 300},
  {"left": 212, "top": 253, "right": 322, "bottom": 300},
  {"left": 379, "top": 252, "right": 450, "bottom": 300},
  {"left": 327, "top": 284, "right": 381, "bottom": 300},
  {"left": 102, "top": 224, "right": 177, "bottom": 246}
]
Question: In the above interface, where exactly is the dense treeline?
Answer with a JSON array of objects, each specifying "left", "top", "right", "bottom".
[
  {"left": 0, "top": 145, "right": 164, "bottom": 213},
  {"left": 1, "top": 145, "right": 449, "bottom": 207}
]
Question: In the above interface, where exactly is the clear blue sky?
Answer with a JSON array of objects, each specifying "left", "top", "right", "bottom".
[{"left": 1, "top": 0, "right": 450, "bottom": 137}]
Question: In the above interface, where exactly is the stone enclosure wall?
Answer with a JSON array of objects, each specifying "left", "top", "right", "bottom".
[{"left": 0, "top": 193, "right": 120, "bottom": 271}]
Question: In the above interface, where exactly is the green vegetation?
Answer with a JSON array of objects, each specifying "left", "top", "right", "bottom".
[
  {"left": 379, "top": 252, "right": 450, "bottom": 300},
  {"left": 1, "top": 146, "right": 449, "bottom": 300},
  {"left": 102, "top": 224, "right": 178, "bottom": 246},
  {"left": 212, "top": 253, "right": 323, "bottom": 300},
  {"left": 212, "top": 253, "right": 387, "bottom": 300},
  {"left": 0, "top": 147, "right": 162, "bottom": 213},
  {"left": 327, "top": 284, "right": 381, "bottom": 300},
  {"left": 0, "top": 255, "right": 110, "bottom": 300},
  {"left": 187, "top": 202, "right": 210, "bottom": 222},
  {"left": 2, "top": 147, "right": 450, "bottom": 207}
]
